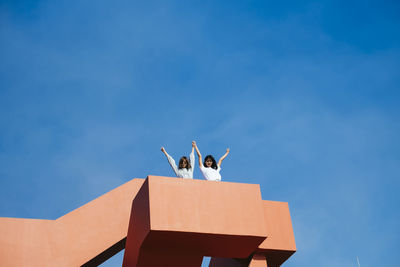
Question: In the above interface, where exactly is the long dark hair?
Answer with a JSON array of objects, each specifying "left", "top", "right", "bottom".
[
  {"left": 204, "top": 155, "right": 218, "bottom": 170},
  {"left": 178, "top": 156, "right": 191, "bottom": 170}
]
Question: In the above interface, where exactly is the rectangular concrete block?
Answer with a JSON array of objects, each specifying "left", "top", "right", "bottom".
[
  {"left": 148, "top": 175, "right": 267, "bottom": 237},
  {"left": 257, "top": 200, "right": 296, "bottom": 266},
  {"left": 123, "top": 176, "right": 269, "bottom": 266}
]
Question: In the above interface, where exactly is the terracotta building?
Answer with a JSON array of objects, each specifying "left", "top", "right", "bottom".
[{"left": 0, "top": 176, "right": 296, "bottom": 266}]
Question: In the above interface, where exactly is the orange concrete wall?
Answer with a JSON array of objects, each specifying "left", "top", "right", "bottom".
[
  {"left": 249, "top": 254, "right": 268, "bottom": 267},
  {"left": 257, "top": 200, "right": 296, "bottom": 267},
  {"left": 0, "top": 176, "right": 296, "bottom": 267},
  {"left": 0, "top": 178, "right": 144, "bottom": 266},
  {"left": 0, "top": 218, "right": 53, "bottom": 266},
  {"left": 148, "top": 176, "right": 267, "bottom": 237},
  {"left": 123, "top": 176, "right": 269, "bottom": 267},
  {"left": 208, "top": 201, "right": 296, "bottom": 267},
  {"left": 258, "top": 201, "right": 296, "bottom": 252}
]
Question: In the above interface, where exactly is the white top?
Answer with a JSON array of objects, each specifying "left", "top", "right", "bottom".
[
  {"left": 165, "top": 151, "right": 194, "bottom": 179},
  {"left": 199, "top": 165, "right": 221, "bottom": 181}
]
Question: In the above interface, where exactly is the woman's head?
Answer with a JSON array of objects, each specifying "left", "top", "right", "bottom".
[
  {"left": 204, "top": 155, "right": 217, "bottom": 169},
  {"left": 179, "top": 156, "right": 191, "bottom": 170}
]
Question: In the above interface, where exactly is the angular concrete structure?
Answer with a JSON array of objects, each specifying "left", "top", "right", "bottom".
[
  {"left": 123, "top": 176, "right": 268, "bottom": 266},
  {"left": 209, "top": 201, "right": 296, "bottom": 267},
  {"left": 0, "top": 176, "right": 296, "bottom": 266},
  {"left": 0, "top": 179, "right": 145, "bottom": 266}
]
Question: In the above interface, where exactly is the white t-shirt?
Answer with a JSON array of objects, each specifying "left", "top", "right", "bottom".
[
  {"left": 199, "top": 165, "right": 221, "bottom": 181},
  {"left": 165, "top": 151, "right": 194, "bottom": 179}
]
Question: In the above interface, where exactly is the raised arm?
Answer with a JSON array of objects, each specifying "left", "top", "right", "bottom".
[
  {"left": 218, "top": 148, "right": 230, "bottom": 167},
  {"left": 189, "top": 142, "right": 195, "bottom": 170},
  {"left": 161, "top": 147, "right": 168, "bottom": 157},
  {"left": 161, "top": 147, "right": 179, "bottom": 176},
  {"left": 193, "top": 141, "right": 203, "bottom": 167}
]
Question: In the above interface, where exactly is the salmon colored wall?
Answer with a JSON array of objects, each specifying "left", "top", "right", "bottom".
[
  {"left": 0, "top": 176, "right": 296, "bottom": 267},
  {"left": 258, "top": 201, "right": 296, "bottom": 252},
  {"left": 249, "top": 254, "right": 268, "bottom": 267},
  {"left": 123, "top": 176, "right": 268, "bottom": 267},
  {"left": 0, "top": 178, "right": 144, "bottom": 266}
]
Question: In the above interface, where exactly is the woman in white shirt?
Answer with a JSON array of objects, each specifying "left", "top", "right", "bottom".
[
  {"left": 193, "top": 141, "right": 230, "bottom": 181},
  {"left": 161, "top": 143, "right": 195, "bottom": 179}
]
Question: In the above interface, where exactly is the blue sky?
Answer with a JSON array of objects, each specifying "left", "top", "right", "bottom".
[{"left": 1, "top": 0, "right": 399, "bottom": 266}]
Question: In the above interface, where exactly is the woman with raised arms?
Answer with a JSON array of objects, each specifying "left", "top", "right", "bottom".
[
  {"left": 161, "top": 142, "right": 195, "bottom": 179},
  {"left": 193, "top": 141, "right": 229, "bottom": 181}
]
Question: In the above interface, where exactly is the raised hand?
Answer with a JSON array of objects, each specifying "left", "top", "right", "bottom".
[{"left": 218, "top": 147, "right": 230, "bottom": 166}]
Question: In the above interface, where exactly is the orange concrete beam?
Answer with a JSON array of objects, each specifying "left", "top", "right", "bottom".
[
  {"left": 257, "top": 201, "right": 296, "bottom": 267},
  {"left": 249, "top": 254, "right": 268, "bottom": 267},
  {"left": 123, "top": 176, "right": 268, "bottom": 267},
  {"left": 0, "top": 218, "right": 54, "bottom": 266},
  {"left": 0, "top": 178, "right": 144, "bottom": 266},
  {"left": 1, "top": 176, "right": 296, "bottom": 267},
  {"left": 209, "top": 201, "right": 296, "bottom": 267}
]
